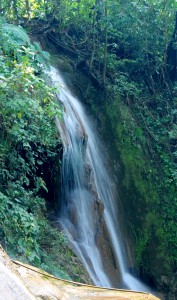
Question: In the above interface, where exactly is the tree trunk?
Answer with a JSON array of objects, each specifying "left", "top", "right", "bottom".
[
  {"left": 13, "top": 0, "right": 18, "bottom": 20},
  {"left": 89, "top": 2, "right": 97, "bottom": 71},
  {"left": 103, "top": 0, "right": 108, "bottom": 87},
  {"left": 25, "top": 0, "right": 31, "bottom": 20}
]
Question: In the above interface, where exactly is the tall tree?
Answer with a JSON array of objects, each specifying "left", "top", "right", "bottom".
[
  {"left": 103, "top": 0, "right": 107, "bottom": 87},
  {"left": 25, "top": 0, "right": 31, "bottom": 20}
]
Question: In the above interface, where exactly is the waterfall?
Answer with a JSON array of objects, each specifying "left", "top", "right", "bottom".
[{"left": 50, "top": 67, "right": 150, "bottom": 292}]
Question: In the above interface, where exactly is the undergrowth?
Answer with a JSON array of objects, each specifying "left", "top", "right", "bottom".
[{"left": 0, "top": 19, "right": 88, "bottom": 283}]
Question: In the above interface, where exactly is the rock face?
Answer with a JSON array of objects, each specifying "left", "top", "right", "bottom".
[
  {"left": 0, "top": 245, "right": 160, "bottom": 300},
  {"left": 0, "top": 246, "right": 35, "bottom": 300}
]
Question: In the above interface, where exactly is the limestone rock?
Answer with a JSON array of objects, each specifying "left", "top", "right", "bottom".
[{"left": 0, "top": 245, "right": 160, "bottom": 300}]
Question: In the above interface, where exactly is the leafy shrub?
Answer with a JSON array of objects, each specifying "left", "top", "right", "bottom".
[{"left": 0, "top": 19, "right": 61, "bottom": 265}]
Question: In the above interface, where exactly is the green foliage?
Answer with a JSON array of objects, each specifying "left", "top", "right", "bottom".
[
  {"left": 1, "top": 0, "right": 177, "bottom": 289},
  {"left": 37, "top": 222, "right": 89, "bottom": 282},
  {"left": 2, "top": 23, "right": 30, "bottom": 44},
  {"left": 0, "top": 18, "right": 88, "bottom": 283},
  {"left": 1, "top": 1, "right": 176, "bottom": 85},
  {"left": 0, "top": 191, "right": 40, "bottom": 262},
  {"left": 0, "top": 19, "right": 60, "bottom": 267},
  {"left": 29, "top": 42, "right": 50, "bottom": 70},
  {"left": 105, "top": 93, "right": 177, "bottom": 279},
  {"left": 85, "top": 76, "right": 177, "bottom": 283}
]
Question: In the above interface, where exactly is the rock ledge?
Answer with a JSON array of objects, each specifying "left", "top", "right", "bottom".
[{"left": 0, "top": 246, "right": 160, "bottom": 300}]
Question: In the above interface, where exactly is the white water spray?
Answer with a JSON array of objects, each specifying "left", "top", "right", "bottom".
[{"left": 50, "top": 67, "right": 150, "bottom": 292}]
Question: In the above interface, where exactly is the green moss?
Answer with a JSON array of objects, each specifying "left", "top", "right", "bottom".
[
  {"left": 82, "top": 87, "right": 175, "bottom": 280},
  {"left": 106, "top": 97, "right": 177, "bottom": 280}
]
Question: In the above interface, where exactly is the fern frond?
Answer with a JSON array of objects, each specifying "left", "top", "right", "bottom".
[
  {"left": 2, "top": 23, "right": 30, "bottom": 45},
  {"left": 31, "top": 42, "right": 50, "bottom": 60},
  {"left": 40, "top": 51, "right": 50, "bottom": 61},
  {"left": 33, "top": 42, "right": 42, "bottom": 52}
]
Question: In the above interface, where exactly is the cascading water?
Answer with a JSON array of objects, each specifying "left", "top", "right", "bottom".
[{"left": 50, "top": 67, "right": 150, "bottom": 292}]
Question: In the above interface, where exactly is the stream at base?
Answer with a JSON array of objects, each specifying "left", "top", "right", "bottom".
[{"left": 50, "top": 67, "right": 151, "bottom": 292}]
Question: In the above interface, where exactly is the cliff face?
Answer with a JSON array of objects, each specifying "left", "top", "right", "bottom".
[
  {"left": 0, "top": 245, "right": 159, "bottom": 300},
  {"left": 60, "top": 60, "right": 176, "bottom": 297}
]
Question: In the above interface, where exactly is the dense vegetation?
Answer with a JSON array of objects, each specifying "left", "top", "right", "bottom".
[
  {"left": 0, "top": 16, "right": 89, "bottom": 283},
  {"left": 0, "top": 0, "right": 177, "bottom": 296}
]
